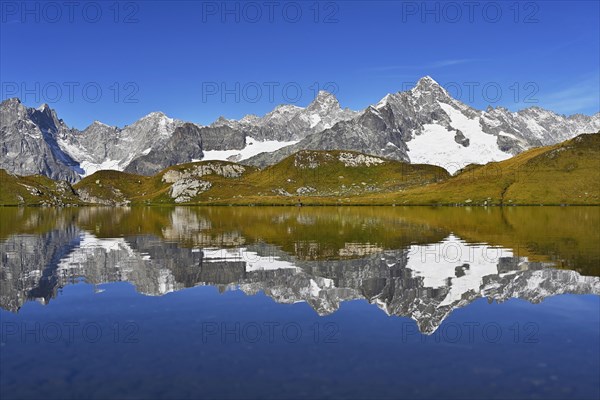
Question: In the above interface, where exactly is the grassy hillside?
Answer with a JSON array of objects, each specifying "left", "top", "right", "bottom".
[
  {"left": 74, "top": 160, "right": 260, "bottom": 205},
  {"left": 72, "top": 150, "right": 448, "bottom": 205},
  {"left": 0, "top": 169, "right": 81, "bottom": 206},
  {"left": 1, "top": 133, "right": 598, "bottom": 206},
  {"left": 361, "top": 132, "right": 600, "bottom": 205}
]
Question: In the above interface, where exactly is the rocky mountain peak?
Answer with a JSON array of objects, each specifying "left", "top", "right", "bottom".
[
  {"left": 271, "top": 104, "right": 303, "bottom": 114},
  {"left": 306, "top": 90, "right": 340, "bottom": 113},
  {"left": 128, "top": 111, "right": 182, "bottom": 137},
  {"left": 375, "top": 93, "right": 393, "bottom": 109},
  {"left": 82, "top": 120, "right": 119, "bottom": 136},
  {"left": 140, "top": 111, "right": 169, "bottom": 121},
  {"left": 314, "top": 90, "right": 338, "bottom": 103},
  {"left": 1, "top": 97, "right": 22, "bottom": 107},
  {"left": 211, "top": 116, "right": 231, "bottom": 126},
  {"left": 411, "top": 75, "right": 449, "bottom": 98},
  {"left": 91, "top": 120, "right": 110, "bottom": 127},
  {"left": 262, "top": 104, "right": 304, "bottom": 125},
  {"left": 415, "top": 75, "right": 439, "bottom": 87},
  {"left": 29, "top": 103, "right": 61, "bottom": 131},
  {"left": 37, "top": 103, "right": 51, "bottom": 112},
  {"left": 239, "top": 114, "right": 260, "bottom": 124},
  {"left": 0, "top": 97, "right": 28, "bottom": 127}
]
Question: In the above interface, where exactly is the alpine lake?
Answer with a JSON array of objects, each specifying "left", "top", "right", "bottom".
[{"left": 1, "top": 205, "right": 598, "bottom": 399}]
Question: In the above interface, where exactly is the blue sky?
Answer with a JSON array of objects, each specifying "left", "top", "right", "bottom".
[{"left": 1, "top": 0, "right": 598, "bottom": 129}]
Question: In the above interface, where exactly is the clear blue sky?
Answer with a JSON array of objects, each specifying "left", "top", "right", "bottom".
[{"left": 1, "top": 0, "right": 598, "bottom": 129}]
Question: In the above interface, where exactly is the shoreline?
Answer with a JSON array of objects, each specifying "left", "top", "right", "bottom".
[{"left": 2, "top": 203, "right": 599, "bottom": 208}]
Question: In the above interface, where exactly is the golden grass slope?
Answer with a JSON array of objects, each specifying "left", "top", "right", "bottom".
[{"left": 362, "top": 132, "right": 600, "bottom": 205}]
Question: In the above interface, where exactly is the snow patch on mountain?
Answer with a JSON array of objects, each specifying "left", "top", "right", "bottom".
[
  {"left": 79, "top": 160, "right": 122, "bottom": 176},
  {"left": 407, "top": 103, "right": 512, "bottom": 173},
  {"left": 200, "top": 136, "right": 299, "bottom": 162}
]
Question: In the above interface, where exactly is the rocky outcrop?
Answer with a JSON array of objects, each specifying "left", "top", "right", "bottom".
[
  {"left": 338, "top": 152, "right": 385, "bottom": 167},
  {"left": 160, "top": 162, "right": 246, "bottom": 203},
  {"left": 161, "top": 162, "right": 246, "bottom": 183},
  {"left": 169, "top": 179, "right": 212, "bottom": 203}
]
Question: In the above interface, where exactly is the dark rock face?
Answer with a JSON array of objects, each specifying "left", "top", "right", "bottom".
[
  {"left": 0, "top": 99, "right": 82, "bottom": 182},
  {"left": 125, "top": 123, "right": 204, "bottom": 175},
  {"left": 454, "top": 130, "right": 470, "bottom": 147},
  {"left": 198, "top": 124, "right": 246, "bottom": 151}
]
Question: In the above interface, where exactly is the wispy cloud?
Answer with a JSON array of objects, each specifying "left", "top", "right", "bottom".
[
  {"left": 428, "top": 59, "right": 475, "bottom": 68},
  {"left": 542, "top": 74, "right": 600, "bottom": 115},
  {"left": 367, "top": 58, "right": 478, "bottom": 72}
]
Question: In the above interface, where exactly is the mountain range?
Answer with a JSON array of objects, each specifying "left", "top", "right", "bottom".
[{"left": 2, "top": 76, "right": 599, "bottom": 182}]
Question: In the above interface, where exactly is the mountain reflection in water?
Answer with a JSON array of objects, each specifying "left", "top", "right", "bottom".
[{"left": 1, "top": 206, "right": 598, "bottom": 334}]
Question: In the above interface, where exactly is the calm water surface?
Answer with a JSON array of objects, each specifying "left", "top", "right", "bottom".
[{"left": 1, "top": 206, "right": 599, "bottom": 399}]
